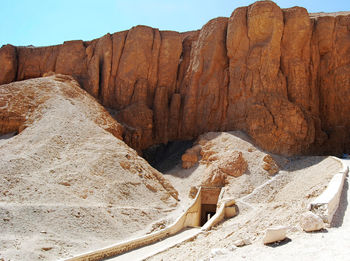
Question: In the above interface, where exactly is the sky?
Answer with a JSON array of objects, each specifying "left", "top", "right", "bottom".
[{"left": 1, "top": 0, "right": 350, "bottom": 47}]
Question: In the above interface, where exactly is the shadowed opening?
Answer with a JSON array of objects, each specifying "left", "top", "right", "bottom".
[
  {"left": 200, "top": 204, "right": 217, "bottom": 226},
  {"left": 142, "top": 140, "right": 194, "bottom": 172},
  {"left": 200, "top": 187, "right": 222, "bottom": 226}
]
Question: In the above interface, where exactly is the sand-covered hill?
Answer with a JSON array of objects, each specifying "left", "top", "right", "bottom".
[
  {"left": 0, "top": 75, "right": 178, "bottom": 260},
  {"left": 149, "top": 132, "right": 342, "bottom": 260}
]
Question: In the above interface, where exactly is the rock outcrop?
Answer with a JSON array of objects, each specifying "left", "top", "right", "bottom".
[
  {"left": 1, "top": 1, "right": 350, "bottom": 156},
  {"left": 181, "top": 145, "right": 201, "bottom": 169},
  {"left": 262, "top": 155, "right": 279, "bottom": 175},
  {"left": 217, "top": 151, "right": 247, "bottom": 177}
]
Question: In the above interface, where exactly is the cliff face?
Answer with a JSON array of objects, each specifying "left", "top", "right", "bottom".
[{"left": 1, "top": 1, "right": 350, "bottom": 155}]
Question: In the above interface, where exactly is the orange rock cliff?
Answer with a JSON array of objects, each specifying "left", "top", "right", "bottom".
[{"left": 1, "top": 1, "right": 350, "bottom": 156}]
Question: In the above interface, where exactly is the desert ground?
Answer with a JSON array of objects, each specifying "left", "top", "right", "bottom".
[
  {"left": 0, "top": 76, "right": 179, "bottom": 261},
  {"left": 0, "top": 76, "right": 346, "bottom": 261},
  {"left": 148, "top": 156, "right": 347, "bottom": 261}
]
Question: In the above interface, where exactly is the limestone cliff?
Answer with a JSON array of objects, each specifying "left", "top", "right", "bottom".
[{"left": 1, "top": 1, "right": 350, "bottom": 155}]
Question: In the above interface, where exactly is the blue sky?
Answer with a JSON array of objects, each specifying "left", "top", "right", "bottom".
[{"left": 1, "top": 0, "right": 350, "bottom": 47}]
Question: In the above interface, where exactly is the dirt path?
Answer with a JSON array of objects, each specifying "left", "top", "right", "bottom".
[{"left": 107, "top": 228, "right": 200, "bottom": 261}]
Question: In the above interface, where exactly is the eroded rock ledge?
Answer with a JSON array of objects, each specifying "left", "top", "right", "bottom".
[{"left": 1, "top": 1, "right": 350, "bottom": 155}]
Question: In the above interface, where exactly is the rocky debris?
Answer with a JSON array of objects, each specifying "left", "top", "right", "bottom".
[
  {"left": 41, "top": 247, "right": 53, "bottom": 251},
  {"left": 181, "top": 145, "right": 202, "bottom": 169},
  {"left": 248, "top": 148, "right": 255, "bottom": 152},
  {"left": 233, "top": 238, "right": 252, "bottom": 247},
  {"left": 200, "top": 149, "right": 217, "bottom": 164},
  {"left": 263, "top": 226, "right": 288, "bottom": 244},
  {"left": 201, "top": 167, "right": 227, "bottom": 187},
  {"left": 182, "top": 134, "right": 251, "bottom": 187},
  {"left": 300, "top": 211, "right": 325, "bottom": 232},
  {"left": 262, "top": 155, "right": 280, "bottom": 175},
  {"left": 210, "top": 248, "right": 230, "bottom": 257},
  {"left": 198, "top": 137, "right": 220, "bottom": 164},
  {"left": 1, "top": 1, "right": 350, "bottom": 156},
  {"left": 217, "top": 151, "right": 248, "bottom": 177},
  {"left": 151, "top": 170, "right": 179, "bottom": 201},
  {"left": 189, "top": 186, "right": 199, "bottom": 198},
  {"left": 148, "top": 219, "right": 168, "bottom": 234}
]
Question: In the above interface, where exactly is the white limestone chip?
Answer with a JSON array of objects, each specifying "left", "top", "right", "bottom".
[{"left": 263, "top": 226, "right": 287, "bottom": 244}]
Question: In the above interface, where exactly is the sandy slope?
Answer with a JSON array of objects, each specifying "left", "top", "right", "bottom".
[
  {"left": 148, "top": 138, "right": 342, "bottom": 261},
  {"left": 0, "top": 75, "right": 178, "bottom": 261},
  {"left": 164, "top": 132, "right": 287, "bottom": 203},
  {"left": 206, "top": 162, "right": 350, "bottom": 261},
  {"left": 0, "top": 75, "right": 345, "bottom": 261}
]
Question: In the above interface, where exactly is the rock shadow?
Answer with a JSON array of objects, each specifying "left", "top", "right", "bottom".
[
  {"left": 142, "top": 140, "right": 194, "bottom": 173},
  {"left": 265, "top": 237, "right": 292, "bottom": 248},
  {"left": 224, "top": 131, "right": 328, "bottom": 172},
  {"left": 0, "top": 131, "right": 17, "bottom": 140},
  {"left": 281, "top": 156, "right": 327, "bottom": 172},
  {"left": 331, "top": 176, "right": 349, "bottom": 227}
]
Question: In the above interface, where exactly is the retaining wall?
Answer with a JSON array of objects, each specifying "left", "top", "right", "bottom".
[
  {"left": 308, "top": 158, "right": 349, "bottom": 224},
  {"left": 66, "top": 186, "right": 236, "bottom": 261}
]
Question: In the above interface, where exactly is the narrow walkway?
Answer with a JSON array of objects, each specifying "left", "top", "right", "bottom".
[{"left": 107, "top": 228, "right": 201, "bottom": 261}]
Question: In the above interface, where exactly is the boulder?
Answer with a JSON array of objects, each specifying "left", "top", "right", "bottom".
[
  {"left": 217, "top": 151, "right": 248, "bottom": 177},
  {"left": 201, "top": 167, "right": 227, "bottom": 187},
  {"left": 300, "top": 211, "right": 324, "bottom": 232},
  {"left": 233, "top": 238, "right": 252, "bottom": 247},
  {"left": 262, "top": 155, "right": 279, "bottom": 175},
  {"left": 210, "top": 248, "right": 230, "bottom": 257},
  {"left": 188, "top": 186, "right": 199, "bottom": 198},
  {"left": 181, "top": 145, "right": 202, "bottom": 169},
  {"left": 263, "top": 226, "right": 288, "bottom": 244}
]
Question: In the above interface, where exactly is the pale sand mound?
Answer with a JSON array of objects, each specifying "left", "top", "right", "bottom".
[
  {"left": 0, "top": 75, "right": 178, "bottom": 261},
  {"left": 148, "top": 132, "right": 341, "bottom": 260},
  {"left": 163, "top": 131, "right": 289, "bottom": 209}
]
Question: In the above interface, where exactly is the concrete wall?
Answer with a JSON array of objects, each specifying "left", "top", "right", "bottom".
[
  {"left": 66, "top": 187, "right": 203, "bottom": 261},
  {"left": 66, "top": 186, "right": 237, "bottom": 261},
  {"left": 309, "top": 158, "right": 349, "bottom": 224}
]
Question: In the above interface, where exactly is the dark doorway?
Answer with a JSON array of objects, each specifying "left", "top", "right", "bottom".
[{"left": 200, "top": 204, "right": 217, "bottom": 226}]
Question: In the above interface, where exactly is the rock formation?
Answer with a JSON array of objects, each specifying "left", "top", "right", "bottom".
[
  {"left": 181, "top": 145, "right": 201, "bottom": 169},
  {"left": 1, "top": 1, "right": 350, "bottom": 156},
  {"left": 262, "top": 155, "right": 279, "bottom": 175}
]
